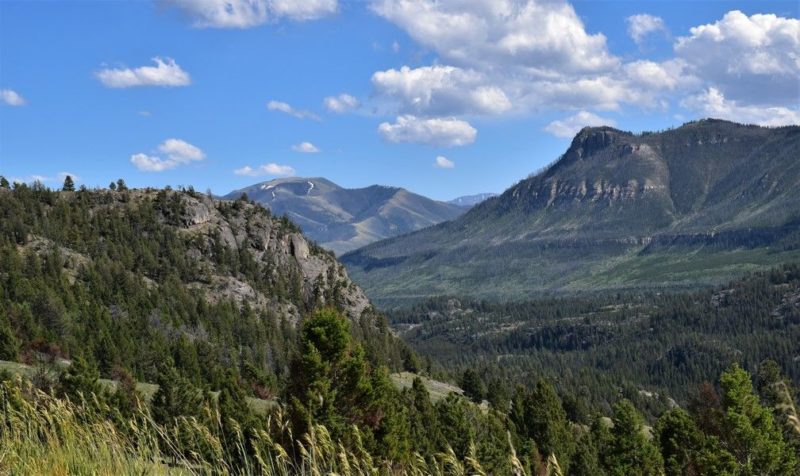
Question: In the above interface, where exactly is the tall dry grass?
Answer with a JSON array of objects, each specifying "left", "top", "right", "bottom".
[{"left": 0, "top": 377, "right": 551, "bottom": 475}]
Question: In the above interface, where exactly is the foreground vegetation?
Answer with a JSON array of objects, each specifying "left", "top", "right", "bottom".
[{"left": 2, "top": 310, "right": 799, "bottom": 474}]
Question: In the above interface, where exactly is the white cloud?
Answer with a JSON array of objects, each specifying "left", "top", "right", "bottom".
[
  {"left": 681, "top": 88, "right": 799, "bottom": 127},
  {"left": 367, "top": 3, "right": 798, "bottom": 142},
  {"left": 164, "top": 0, "right": 336, "bottom": 28},
  {"left": 378, "top": 115, "right": 477, "bottom": 147},
  {"left": 292, "top": 141, "right": 320, "bottom": 153},
  {"left": 372, "top": 65, "right": 511, "bottom": 116},
  {"left": 675, "top": 11, "right": 800, "bottom": 107},
  {"left": 623, "top": 60, "right": 685, "bottom": 91},
  {"left": 367, "top": 1, "right": 674, "bottom": 119},
  {"left": 234, "top": 163, "right": 296, "bottom": 177},
  {"left": 372, "top": 0, "right": 618, "bottom": 76},
  {"left": 434, "top": 155, "right": 455, "bottom": 168},
  {"left": 269, "top": 0, "right": 337, "bottom": 21},
  {"left": 267, "top": 100, "right": 320, "bottom": 120},
  {"left": 130, "top": 138, "right": 205, "bottom": 172},
  {"left": 131, "top": 154, "right": 170, "bottom": 172},
  {"left": 1, "top": 89, "right": 26, "bottom": 106},
  {"left": 627, "top": 14, "right": 668, "bottom": 44},
  {"left": 324, "top": 93, "right": 359, "bottom": 113},
  {"left": 158, "top": 138, "right": 205, "bottom": 161},
  {"left": 544, "top": 111, "right": 617, "bottom": 138},
  {"left": 96, "top": 57, "right": 191, "bottom": 88}
]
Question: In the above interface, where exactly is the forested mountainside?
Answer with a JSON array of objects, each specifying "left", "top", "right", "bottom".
[
  {"left": 388, "top": 264, "right": 800, "bottom": 416},
  {"left": 225, "top": 177, "right": 465, "bottom": 255},
  {"left": 1, "top": 179, "right": 799, "bottom": 474},
  {"left": 0, "top": 182, "right": 406, "bottom": 391},
  {"left": 343, "top": 120, "right": 800, "bottom": 305}
]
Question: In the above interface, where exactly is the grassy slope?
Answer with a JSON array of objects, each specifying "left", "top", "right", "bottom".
[{"left": 1, "top": 361, "right": 460, "bottom": 409}]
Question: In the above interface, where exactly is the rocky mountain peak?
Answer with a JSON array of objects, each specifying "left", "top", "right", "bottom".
[{"left": 568, "top": 126, "right": 632, "bottom": 159}]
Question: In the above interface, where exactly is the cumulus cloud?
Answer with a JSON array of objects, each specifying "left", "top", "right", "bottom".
[
  {"left": 544, "top": 111, "right": 617, "bottom": 138},
  {"left": 164, "top": 0, "right": 336, "bottom": 28},
  {"left": 366, "top": 1, "right": 672, "bottom": 119},
  {"left": 681, "top": 88, "right": 799, "bottom": 127},
  {"left": 372, "top": 65, "right": 511, "bottom": 116},
  {"left": 267, "top": 100, "right": 320, "bottom": 120},
  {"left": 324, "top": 93, "right": 359, "bottom": 113},
  {"left": 292, "top": 141, "right": 320, "bottom": 153},
  {"left": 366, "top": 3, "right": 797, "bottom": 145},
  {"left": 627, "top": 14, "right": 668, "bottom": 44},
  {"left": 675, "top": 10, "right": 800, "bottom": 107},
  {"left": 372, "top": 0, "right": 617, "bottom": 76},
  {"left": 378, "top": 115, "right": 476, "bottom": 147},
  {"left": 1, "top": 89, "right": 26, "bottom": 106},
  {"left": 130, "top": 138, "right": 205, "bottom": 172},
  {"left": 434, "top": 155, "right": 455, "bottom": 168},
  {"left": 234, "top": 163, "right": 296, "bottom": 177},
  {"left": 96, "top": 57, "right": 191, "bottom": 88}
]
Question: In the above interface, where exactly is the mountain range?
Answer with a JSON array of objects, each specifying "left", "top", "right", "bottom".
[
  {"left": 342, "top": 119, "right": 800, "bottom": 305},
  {"left": 225, "top": 177, "right": 466, "bottom": 255}
]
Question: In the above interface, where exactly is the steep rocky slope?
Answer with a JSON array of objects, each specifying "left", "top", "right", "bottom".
[
  {"left": 166, "top": 190, "right": 371, "bottom": 321},
  {"left": 225, "top": 177, "right": 465, "bottom": 255},
  {"left": 343, "top": 120, "right": 800, "bottom": 304}
]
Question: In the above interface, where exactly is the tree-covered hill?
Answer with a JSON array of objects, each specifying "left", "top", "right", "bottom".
[{"left": 0, "top": 181, "right": 407, "bottom": 393}]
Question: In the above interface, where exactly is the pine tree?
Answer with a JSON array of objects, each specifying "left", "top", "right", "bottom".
[
  {"left": 719, "top": 363, "right": 797, "bottom": 474},
  {"left": 461, "top": 368, "right": 485, "bottom": 403},
  {"left": 151, "top": 367, "right": 205, "bottom": 425},
  {"left": 521, "top": 379, "right": 576, "bottom": 472},
  {"left": 0, "top": 314, "right": 19, "bottom": 361},
  {"left": 58, "top": 355, "right": 102, "bottom": 402},
  {"left": 0, "top": 176, "right": 9, "bottom": 188},
  {"left": 757, "top": 359, "right": 800, "bottom": 455},
  {"left": 656, "top": 408, "right": 735, "bottom": 476},
  {"left": 62, "top": 175, "right": 75, "bottom": 192},
  {"left": 603, "top": 400, "right": 663, "bottom": 476}
]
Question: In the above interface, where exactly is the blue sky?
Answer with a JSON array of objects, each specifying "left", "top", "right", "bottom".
[{"left": 1, "top": 0, "right": 797, "bottom": 201}]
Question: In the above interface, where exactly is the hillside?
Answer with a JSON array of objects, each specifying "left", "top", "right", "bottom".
[
  {"left": 0, "top": 184, "right": 406, "bottom": 392},
  {"left": 342, "top": 120, "right": 800, "bottom": 304},
  {"left": 225, "top": 177, "right": 465, "bottom": 255}
]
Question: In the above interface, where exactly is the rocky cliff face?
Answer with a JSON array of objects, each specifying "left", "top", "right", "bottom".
[
  {"left": 24, "top": 189, "right": 372, "bottom": 324},
  {"left": 166, "top": 192, "right": 372, "bottom": 322}
]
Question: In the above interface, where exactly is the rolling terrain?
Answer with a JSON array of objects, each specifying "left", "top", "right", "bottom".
[
  {"left": 343, "top": 120, "right": 800, "bottom": 305},
  {"left": 225, "top": 177, "right": 465, "bottom": 255}
]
